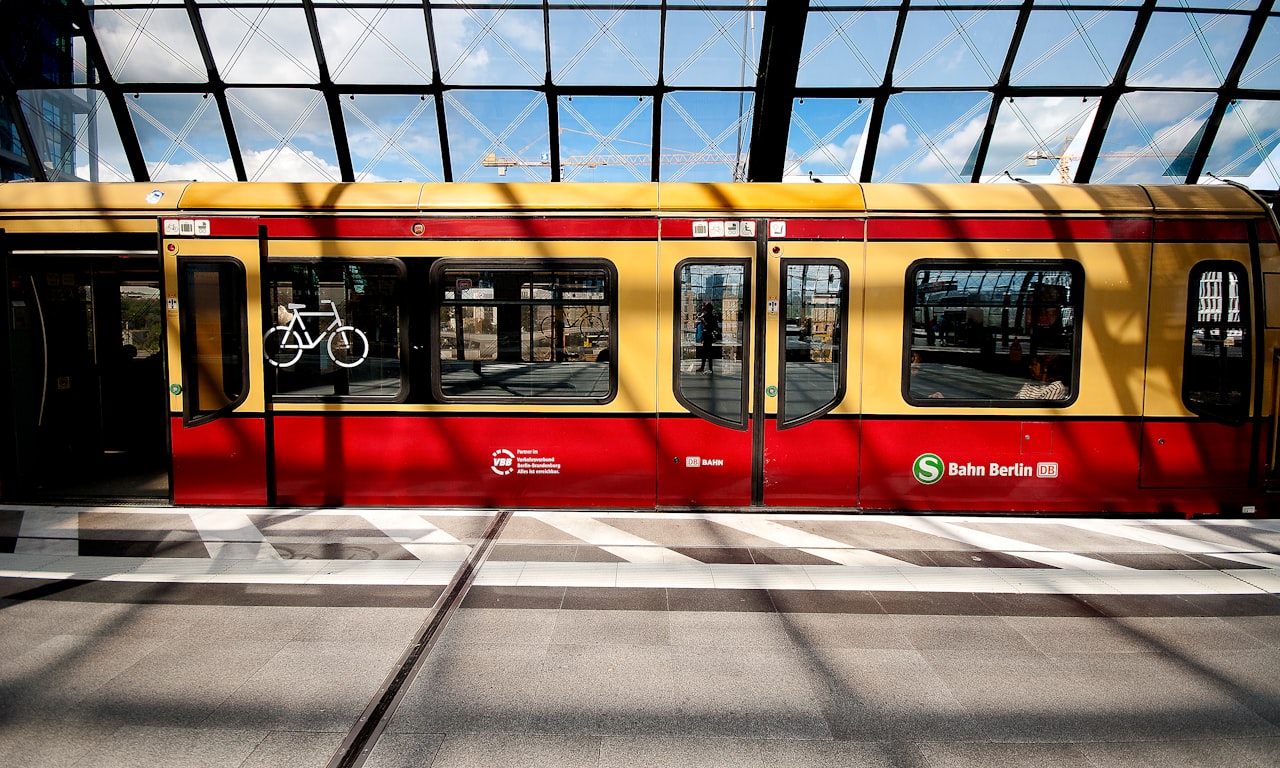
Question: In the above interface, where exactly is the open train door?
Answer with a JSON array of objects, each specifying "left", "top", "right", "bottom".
[
  {"left": 2, "top": 247, "right": 169, "bottom": 501},
  {"left": 163, "top": 218, "right": 269, "bottom": 505},
  {"left": 1139, "top": 188, "right": 1264, "bottom": 507},
  {"left": 656, "top": 196, "right": 861, "bottom": 508}
]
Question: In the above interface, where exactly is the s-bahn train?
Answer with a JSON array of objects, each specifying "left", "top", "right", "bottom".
[{"left": 1, "top": 181, "right": 1277, "bottom": 516}]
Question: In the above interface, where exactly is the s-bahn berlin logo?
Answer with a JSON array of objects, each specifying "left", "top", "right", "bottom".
[{"left": 913, "top": 453, "right": 1059, "bottom": 484}]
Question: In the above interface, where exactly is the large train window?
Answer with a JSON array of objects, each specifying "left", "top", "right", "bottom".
[
  {"left": 1184, "top": 262, "right": 1250, "bottom": 424},
  {"left": 177, "top": 258, "right": 248, "bottom": 427},
  {"left": 431, "top": 260, "right": 615, "bottom": 402},
  {"left": 904, "top": 262, "right": 1082, "bottom": 406},
  {"left": 265, "top": 259, "right": 405, "bottom": 400},
  {"left": 780, "top": 261, "right": 847, "bottom": 428},
  {"left": 675, "top": 260, "right": 750, "bottom": 428}
]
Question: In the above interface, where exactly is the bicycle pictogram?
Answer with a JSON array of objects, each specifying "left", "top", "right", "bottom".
[{"left": 264, "top": 300, "right": 369, "bottom": 368}]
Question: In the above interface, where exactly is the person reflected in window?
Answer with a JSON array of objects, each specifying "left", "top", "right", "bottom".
[
  {"left": 1016, "top": 355, "right": 1068, "bottom": 400},
  {"left": 696, "top": 301, "right": 719, "bottom": 373}
]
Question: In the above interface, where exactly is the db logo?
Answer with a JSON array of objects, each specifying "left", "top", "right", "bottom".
[
  {"left": 1036, "top": 462, "right": 1059, "bottom": 478},
  {"left": 491, "top": 448, "right": 515, "bottom": 476},
  {"left": 912, "top": 453, "right": 945, "bottom": 485}
]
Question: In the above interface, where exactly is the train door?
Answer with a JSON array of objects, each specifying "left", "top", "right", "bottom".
[
  {"left": 2, "top": 253, "right": 169, "bottom": 501},
  {"left": 163, "top": 224, "right": 267, "bottom": 505},
  {"left": 657, "top": 220, "right": 859, "bottom": 507},
  {"left": 1141, "top": 227, "right": 1258, "bottom": 496}
]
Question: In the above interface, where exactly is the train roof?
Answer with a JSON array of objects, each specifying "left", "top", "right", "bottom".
[{"left": 0, "top": 181, "right": 1266, "bottom": 218}]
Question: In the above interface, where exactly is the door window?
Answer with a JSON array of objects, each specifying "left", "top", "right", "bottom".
[
  {"left": 780, "top": 261, "right": 847, "bottom": 427},
  {"left": 178, "top": 258, "right": 247, "bottom": 426},
  {"left": 675, "top": 261, "right": 750, "bottom": 428},
  {"left": 1184, "top": 262, "right": 1250, "bottom": 423}
]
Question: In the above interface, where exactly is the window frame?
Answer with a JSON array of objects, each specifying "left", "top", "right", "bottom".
[
  {"left": 177, "top": 256, "right": 249, "bottom": 427},
  {"left": 1182, "top": 259, "right": 1252, "bottom": 425},
  {"left": 902, "top": 259, "right": 1084, "bottom": 408},
  {"left": 673, "top": 257, "right": 753, "bottom": 430},
  {"left": 778, "top": 258, "right": 849, "bottom": 430},
  {"left": 428, "top": 258, "right": 618, "bottom": 405},
  {"left": 263, "top": 256, "right": 409, "bottom": 404}
]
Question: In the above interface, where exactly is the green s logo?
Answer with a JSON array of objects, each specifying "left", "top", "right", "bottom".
[{"left": 913, "top": 453, "right": 944, "bottom": 485}]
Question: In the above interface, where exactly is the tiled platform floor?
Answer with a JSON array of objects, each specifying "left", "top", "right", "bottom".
[{"left": 2, "top": 506, "right": 1279, "bottom": 767}]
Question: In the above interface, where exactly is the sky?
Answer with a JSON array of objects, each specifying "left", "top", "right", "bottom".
[{"left": 19, "top": 0, "right": 1280, "bottom": 188}]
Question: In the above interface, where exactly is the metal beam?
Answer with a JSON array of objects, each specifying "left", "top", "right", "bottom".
[{"left": 746, "top": 0, "right": 808, "bottom": 182}]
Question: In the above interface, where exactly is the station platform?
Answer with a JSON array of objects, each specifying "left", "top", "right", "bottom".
[{"left": 2, "top": 505, "right": 1279, "bottom": 767}]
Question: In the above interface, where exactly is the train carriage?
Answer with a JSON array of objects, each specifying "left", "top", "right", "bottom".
[{"left": 1, "top": 180, "right": 1276, "bottom": 516}]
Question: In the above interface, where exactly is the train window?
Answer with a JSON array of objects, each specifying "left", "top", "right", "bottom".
[
  {"left": 1184, "top": 262, "right": 1250, "bottom": 424},
  {"left": 177, "top": 258, "right": 248, "bottom": 426},
  {"left": 676, "top": 261, "right": 750, "bottom": 428},
  {"left": 265, "top": 260, "right": 405, "bottom": 400},
  {"left": 432, "top": 261, "right": 615, "bottom": 402},
  {"left": 780, "top": 261, "right": 847, "bottom": 428},
  {"left": 904, "top": 262, "right": 1081, "bottom": 406}
]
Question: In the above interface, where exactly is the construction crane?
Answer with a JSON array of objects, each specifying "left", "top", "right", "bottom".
[{"left": 480, "top": 128, "right": 748, "bottom": 178}]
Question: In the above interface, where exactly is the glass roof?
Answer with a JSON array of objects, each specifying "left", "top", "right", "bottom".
[{"left": 1, "top": 0, "right": 1276, "bottom": 191}]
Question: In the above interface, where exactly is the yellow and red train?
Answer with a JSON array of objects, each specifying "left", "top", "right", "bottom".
[{"left": 1, "top": 181, "right": 1277, "bottom": 515}]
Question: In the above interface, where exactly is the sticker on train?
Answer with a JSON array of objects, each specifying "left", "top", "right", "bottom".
[
  {"left": 492, "top": 448, "right": 562, "bottom": 476},
  {"left": 913, "top": 453, "right": 1059, "bottom": 484}
]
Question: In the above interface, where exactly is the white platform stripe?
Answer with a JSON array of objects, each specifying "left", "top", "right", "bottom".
[
  {"left": 706, "top": 514, "right": 913, "bottom": 567},
  {"left": 357, "top": 510, "right": 472, "bottom": 561},
  {"left": 187, "top": 508, "right": 282, "bottom": 561},
  {"left": 883, "top": 517, "right": 1136, "bottom": 570},
  {"left": 14, "top": 508, "right": 78, "bottom": 556},
  {"left": 524, "top": 511, "right": 700, "bottom": 564},
  {"left": 1056, "top": 519, "right": 1261, "bottom": 554}
]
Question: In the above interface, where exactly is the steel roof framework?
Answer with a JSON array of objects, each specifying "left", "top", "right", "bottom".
[{"left": 0, "top": 0, "right": 1276, "bottom": 191}]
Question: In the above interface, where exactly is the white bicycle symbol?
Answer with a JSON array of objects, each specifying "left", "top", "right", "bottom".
[{"left": 264, "top": 300, "right": 369, "bottom": 369}]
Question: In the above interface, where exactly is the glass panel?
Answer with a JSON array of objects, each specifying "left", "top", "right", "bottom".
[
  {"left": 873, "top": 91, "right": 992, "bottom": 182},
  {"left": 227, "top": 88, "right": 341, "bottom": 181},
  {"left": 982, "top": 97, "right": 1098, "bottom": 183},
  {"left": 342, "top": 94, "right": 444, "bottom": 182},
  {"left": 200, "top": 5, "right": 318, "bottom": 84},
  {"left": 179, "top": 260, "right": 246, "bottom": 425},
  {"left": 1201, "top": 100, "right": 1280, "bottom": 189},
  {"left": 1009, "top": 10, "right": 1135, "bottom": 87},
  {"left": 906, "top": 265, "right": 1079, "bottom": 405},
  {"left": 444, "top": 90, "right": 549, "bottom": 181},
  {"left": 1184, "top": 263, "right": 1250, "bottom": 423},
  {"left": 797, "top": 10, "right": 896, "bottom": 88},
  {"left": 787, "top": 97, "right": 873, "bottom": 180},
  {"left": 552, "top": 9, "right": 659, "bottom": 85},
  {"left": 781, "top": 262, "right": 845, "bottom": 427},
  {"left": 660, "top": 91, "right": 753, "bottom": 182},
  {"left": 91, "top": 7, "right": 206, "bottom": 83},
  {"left": 677, "top": 262, "right": 748, "bottom": 427},
  {"left": 1092, "top": 91, "right": 1216, "bottom": 184},
  {"left": 128, "top": 92, "right": 236, "bottom": 181},
  {"left": 266, "top": 260, "right": 403, "bottom": 399},
  {"left": 433, "top": 7, "right": 545, "bottom": 85},
  {"left": 663, "top": 9, "right": 762, "bottom": 87},
  {"left": 1240, "top": 16, "right": 1280, "bottom": 89},
  {"left": 893, "top": 10, "right": 1019, "bottom": 87},
  {"left": 18, "top": 88, "right": 132, "bottom": 181},
  {"left": 557, "top": 95, "right": 654, "bottom": 182},
  {"left": 437, "top": 264, "right": 613, "bottom": 401},
  {"left": 1129, "top": 12, "right": 1250, "bottom": 88},
  {"left": 316, "top": 7, "right": 432, "bottom": 85}
]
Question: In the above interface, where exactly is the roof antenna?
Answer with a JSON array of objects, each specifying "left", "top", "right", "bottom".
[
  {"left": 1004, "top": 170, "right": 1029, "bottom": 184},
  {"left": 808, "top": 171, "right": 823, "bottom": 183}
]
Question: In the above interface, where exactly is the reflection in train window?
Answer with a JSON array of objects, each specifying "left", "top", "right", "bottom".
[
  {"left": 675, "top": 260, "right": 749, "bottom": 428},
  {"left": 1184, "top": 262, "right": 1250, "bottom": 424},
  {"left": 178, "top": 258, "right": 248, "bottom": 426},
  {"left": 904, "top": 262, "right": 1081, "bottom": 406},
  {"left": 265, "top": 259, "right": 404, "bottom": 400},
  {"left": 780, "top": 261, "right": 847, "bottom": 428},
  {"left": 433, "top": 261, "right": 615, "bottom": 401}
]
